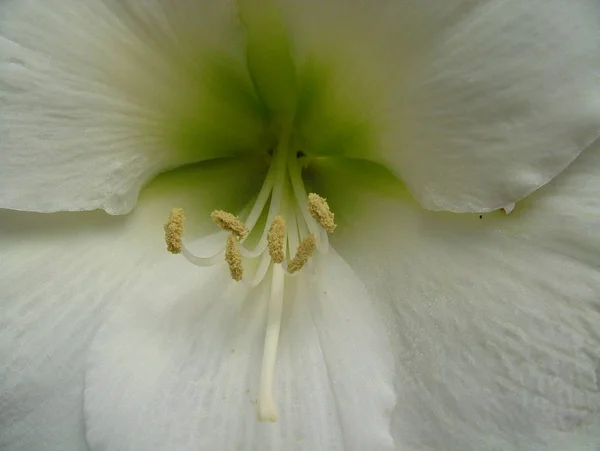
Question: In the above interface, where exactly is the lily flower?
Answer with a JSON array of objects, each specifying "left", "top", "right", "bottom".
[{"left": 1, "top": 1, "right": 600, "bottom": 450}]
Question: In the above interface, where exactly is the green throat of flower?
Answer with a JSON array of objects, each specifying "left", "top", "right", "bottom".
[{"left": 159, "top": 0, "right": 353, "bottom": 422}]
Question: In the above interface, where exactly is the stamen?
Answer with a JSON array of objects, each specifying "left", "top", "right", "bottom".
[
  {"left": 240, "top": 139, "right": 289, "bottom": 257},
  {"left": 287, "top": 157, "right": 327, "bottom": 250},
  {"left": 225, "top": 235, "right": 244, "bottom": 282},
  {"left": 181, "top": 246, "right": 224, "bottom": 268},
  {"left": 267, "top": 216, "right": 286, "bottom": 264},
  {"left": 286, "top": 233, "right": 316, "bottom": 274},
  {"left": 307, "top": 193, "right": 336, "bottom": 233},
  {"left": 211, "top": 210, "right": 248, "bottom": 239},
  {"left": 164, "top": 208, "right": 184, "bottom": 254}
]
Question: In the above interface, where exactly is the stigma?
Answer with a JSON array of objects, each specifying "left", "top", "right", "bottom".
[{"left": 163, "top": 139, "right": 336, "bottom": 422}]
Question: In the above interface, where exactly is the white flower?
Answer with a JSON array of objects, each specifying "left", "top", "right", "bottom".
[{"left": 1, "top": 1, "right": 600, "bottom": 451}]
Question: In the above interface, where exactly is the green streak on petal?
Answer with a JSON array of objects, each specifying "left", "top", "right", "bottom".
[
  {"left": 294, "top": 58, "right": 376, "bottom": 159},
  {"left": 304, "top": 157, "right": 410, "bottom": 221},
  {"left": 162, "top": 53, "right": 274, "bottom": 162},
  {"left": 306, "top": 157, "right": 408, "bottom": 198},
  {"left": 143, "top": 156, "right": 268, "bottom": 237},
  {"left": 237, "top": 0, "right": 297, "bottom": 129}
]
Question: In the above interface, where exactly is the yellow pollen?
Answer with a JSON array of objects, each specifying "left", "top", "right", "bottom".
[
  {"left": 211, "top": 210, "right": 248, "bottom": 239},
  {"left": 164, "top": 208, "right": 184, "bottom": 254},
  {"left": 287, "top": 233, "right": 316, "bottom": 274},
  {"left": 307, "top": 193, "right": 336, "bottom": 232},
  {"left": 267, "top": 216, "right": 286, "bottom": 264},
  {"left": 225, "top": 235, "right": 244, "bottom": 281}
]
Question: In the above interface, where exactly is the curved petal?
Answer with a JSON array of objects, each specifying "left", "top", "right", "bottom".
[
  {"left": 282, "top": 0, "right": 600, "bottom": 212},
  {"left": 0, "top": 0, "right": 269, "bottom": 214},
  {"left": 0, "top": 157, "right": 265, "bottom": 451},
  {"left": 307, "top": 142, "right": 600, "bottom": 450},
  {"left": 84, "top": 250, "right": 395, "bottom": 451}
]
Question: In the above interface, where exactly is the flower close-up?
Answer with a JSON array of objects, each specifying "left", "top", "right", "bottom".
[{"left": 1, "top": 1, "right": 600, "bottom": 450}]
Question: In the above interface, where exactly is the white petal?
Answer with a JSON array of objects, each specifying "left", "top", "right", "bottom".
[
  {"left": 0, "top": 157, "right": 264, "bottom": 451},
  {"left": 281, "top": 0, "right": 600, "bottom": 212},
  {"left": 0, "top": 0, "right": 268, "bottom": 213},
  {"left": 84, "top": 250, "right": 395, "bottom": 451},
  {"left": 308, "top": 142, "right": 600, "bottom": 450}
]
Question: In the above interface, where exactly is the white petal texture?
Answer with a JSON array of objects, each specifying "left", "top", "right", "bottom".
[
  {"left": 3, "top": 2, "right": 600, "bottom": 451},
  {"left": 0, "top": 158, "right": 265, "bottom": 451},
  {"left": 282, "top": 0, "right": 600, "bottom": 212},
  {"left": 306, "top": 142, "right": 600, "bottom": 450},
  {"left": 83, "top": 249, "right": 395, "bottom": 451},
  {"left": 0, "top": 0, "right": 269, "bottom": 213}
]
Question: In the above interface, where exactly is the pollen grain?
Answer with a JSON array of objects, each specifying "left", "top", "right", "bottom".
[
  {"left": 267, "top": 216, "right": 286, "bottom": 264},
  {"left": 307, "top": 193, "right": 336, "bottom": 232},
  {"left": 287, "top": 233, "right": 316, "bottom": 274},
  {"left": 211, "top": 210, "right": 248, "bottom": 239},
  {"left": 225, "top": 235, "right": 244, "bottom": 281},
  {"left": 164, "top": 208, "right": 184, "bottom": 254}
]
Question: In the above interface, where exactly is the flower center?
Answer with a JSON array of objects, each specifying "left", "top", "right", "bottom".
[{"left": 163, "top": 132, "right": 336, "bottom": 422}]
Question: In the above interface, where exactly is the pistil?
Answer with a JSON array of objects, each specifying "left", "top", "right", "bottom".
[{"left": 258, "top": 263, "right": 285, "bottom": 422}]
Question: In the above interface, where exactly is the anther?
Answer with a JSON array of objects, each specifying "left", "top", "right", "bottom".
[
  {"left": 267, "top": 216, "right": 286, "bottom": 264},
  {"left": 210, "top": 210, "right": 248, "bottom": 239},
  {"left": 307, "top": 193, "right": 336, "bottom": 232},
  {"left": 225, "top": 235, "right": 244, "bottom": 281},
  {"left": 287, "top": 233, "right": 316, "bottom": 274},
  {"left": 164, "top": 208, "right": 184, "bottom": 254}
]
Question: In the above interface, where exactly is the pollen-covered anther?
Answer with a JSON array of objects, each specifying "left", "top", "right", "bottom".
[
  {"left": 267, "top": 216, "right": 286, "bottom": 264},
  {"left": 225, "top": 235, "right": 244, "bottom": 282},
  {"left": 210, "top": 210, "right": 248, "bottom": 239},
  {"left": 287, "top": 233, "right": 316, "bottom": 274},
  {"left": 164, "top": 208, "right": 184, "bottom": 254},
  {"left": 307, "top": 193, "right": 336, "bottom": 232}
]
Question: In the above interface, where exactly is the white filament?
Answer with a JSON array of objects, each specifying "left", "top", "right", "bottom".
[
  {"left": 243, "top": 159, "right": 277, "bottom": 232},
  {"left": 244, "top": 251, "right": 272, "bottom": 288},
  {"left": 181, "top": 244, "right": 225, "bottom": 267},
  {"left": 240, "top": 135, "right": 290, "bottom": 258}
]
